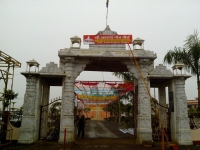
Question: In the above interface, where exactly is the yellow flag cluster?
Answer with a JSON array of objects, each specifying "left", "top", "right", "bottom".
[{"left": 77, "top": 94, "right": 117, "bottom": 101}]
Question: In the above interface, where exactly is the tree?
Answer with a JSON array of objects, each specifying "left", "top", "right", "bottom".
[
  {"left": 163, "top": 30, "right": 200, "bottom": 112},
  {"left": 49, "top": 102, "right": 61, "bottom": 121},
  {"left": 83, "top": 107, "right": 91, "bottom": 118},
  {"left": 112, "top": 72, "right": 133, "bottom": 81},
  {"left": 102, "top": 106, "right": 109, "bottom": 119},
  {"left": 107, "top": 101, "right": 118, "bottom": 118},
  {"left": 1, "top": 89, "right": 18, "bottom": 111}
]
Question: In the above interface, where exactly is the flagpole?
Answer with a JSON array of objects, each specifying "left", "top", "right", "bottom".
[
  {"left": 106, "top": 8, "right": 108, "bottom": 26},
  {"left": 106, "top": 0, "right": 109, "bottom": 26}
]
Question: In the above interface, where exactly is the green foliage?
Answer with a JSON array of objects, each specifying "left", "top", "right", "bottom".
[
  {"left": 49, "top": 102, "right": 61, "bottom": 120},
  {"left": 163, "top": 30, "right": 200, "bottom": 76},
  {"left": 102, "top": 106, "right": 108, "bottom": 112},
  {"left": 188, "top": 108, "right": 198, "bottom": 113},
  {"left": 112, "top": 72, "right": 133, "bottom": 81},
  {"left": 163, "top": 30, "right": 200, "bottom": 111},
  {"left": 83, "top": 107, "right": 91, "bottom": 118},
  {"left": 2, "top": 89, "right": 18, "bottom": 109},
  {"left": 103, "top": 100, "right": 132, "bottom": 117}
]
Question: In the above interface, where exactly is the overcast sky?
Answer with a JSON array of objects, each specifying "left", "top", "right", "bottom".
[{"left": 0, "top": 0, "right": 200, "bottom": 108}]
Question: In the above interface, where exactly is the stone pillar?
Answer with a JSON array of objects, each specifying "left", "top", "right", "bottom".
[
  {"left": 18, "top": 74, "right": 41, "bottom": 143},
  {"left": 158, "top": 87, "right": 168, "bottom": 128},
  {"left": 172, "top": 78, "right": 192, "bottom": 145},
  {"left": 40, "top": 85, "right": 50, "bottom": 139},
  {"left": 158, "top": 87, "right": 166, "bottom": 106},
  {"left": 125, "top": 60, "right": 152, "bottom": 143},
  {"left": 136, "top": 65, "right": 152, "bottom": 144},
  {"left": 59, "top": 57, "right": 75, "bottom": 143}
]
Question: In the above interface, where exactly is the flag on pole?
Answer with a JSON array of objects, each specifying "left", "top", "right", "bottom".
[{"left": 106, "top": 0, "right": 109, "bottom": 8}]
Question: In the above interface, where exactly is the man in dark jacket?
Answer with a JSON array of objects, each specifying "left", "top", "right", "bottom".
[{"left": 77, "top": 115, "right": 86, "bottom": 138}]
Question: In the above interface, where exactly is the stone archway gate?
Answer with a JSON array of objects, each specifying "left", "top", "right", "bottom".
[{"left": 18, "top": 26, "right": 192, "bottom": 145}]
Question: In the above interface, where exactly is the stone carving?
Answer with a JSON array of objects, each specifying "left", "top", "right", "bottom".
[
  {"left": 60, "top": 116, "right": 74, "bottom": 127},
  {"left": 66, "top": 50, "right": 74, "bottom": 55},
  {"left": 176, "top": 95, "right": 188, "bottom": 116},
  {"left": 23, "top": 92, "right": 35, "bottom": 116},
  {"left": 96, "top": 25, "right": 117, "bottom": 35},
  {"left": 23, "top": 77, "right": 37, "bottom": 116},
  {"left": 139, "top": 97, "right": 151, "bottom": 115},
  {"left": 40, "top": 107, "right": 49, "bottom": 139},
  {"left": 102, "top": 51, "right": 114, "bottom": 57},
  {"left": 150, "top": 64, "right": 173, "bottom": 75},
  {"left": 141, "top": 132, "right": 152, "bottom": 141},
  {"left": 137, "top": 76, "right": 152, "bottom": 141},
  {"left": 138, "top": 65, "right": 149, "bottom": 78},
  {"left": 125, "top": 63, "right": 139, "bottom": 79},
  {"left": 177, "top": 131, "right": 192, "bottom": 144},
  {"left": 20, "top": 116, "right": 35, "bottom": 128},
  {"left": 62, "top": 98, "right": 74, "bottom": 115},
  {"left": 133, "top": 50, "right": 156, "bottom": 58},
  {"left": 18, "top": 117, "right": 35, "bottom": 143},
  {"left": 174, "top": 79, "right": 192, "bottom": 144},
  {"left": 175, "top": 80, "right": 188, "bottom": 117},
  {"left": 74, "top": 59, "right": 89, "bottom": 78},
  {"left": 138, "top": 77, "right": 151, "bottom": 115},
  {"left": 39, "top": 62, "right": 63, "bottom": 74},
  {"left": 141, "top": 118, "right": 151, "bottom": 128},
  {"left": 176, "top": 117, "right": 190, "bottom": 129}
]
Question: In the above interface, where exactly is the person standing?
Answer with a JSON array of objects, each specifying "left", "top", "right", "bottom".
[{"left": 77, "top": 115, "right": 86, "bottom": 138}]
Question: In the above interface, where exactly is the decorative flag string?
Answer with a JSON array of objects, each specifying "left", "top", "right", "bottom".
[{"left": 106, "top": 0, "right": 109, "bottom": 26}]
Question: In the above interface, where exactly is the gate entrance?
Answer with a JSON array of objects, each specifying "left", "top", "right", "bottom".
[
  {"left": 19, "top": 25, "right": 192, "bottom": 145},
  {"left": 39, "top": 98, "right": 61, "bottom": 140},
  {"left": 152, "top": 99, "right": 171, "bottom": 141}
]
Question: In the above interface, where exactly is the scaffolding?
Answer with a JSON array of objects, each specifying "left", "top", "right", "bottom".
[{"left": 0, "top": 50, "right": 21, "bottom": 113}]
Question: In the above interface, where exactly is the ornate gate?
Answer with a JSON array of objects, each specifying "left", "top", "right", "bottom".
[
  {"left": 39, "top": 98, "right": 61, "bottom": 140},
  {"left": 189, "top": 113, "right": 200, "bottom": 129},
  {"left": 151, "top": 99, "right": 171, "bottom": 141}
]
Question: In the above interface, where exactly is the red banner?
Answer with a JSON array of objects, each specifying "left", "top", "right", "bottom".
[{"left": 83, "top": 35, "right": 132, "bottom": 44}]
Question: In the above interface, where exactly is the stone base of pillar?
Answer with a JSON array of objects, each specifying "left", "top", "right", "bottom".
[
  {"left": 178, "top": 141, "right": 193, "bottom": 145},
  {"left": 176, "top": 130, "right": 193, "bottom": 145},
  {"left": 58, "top": 127, "right": 75, "bottom": 143},
  {"left": 136, "top": 129, "right": 152, "bottom": 144},
  {"left": 18, "top": 116, "right": 38, "bottom": 144},
  {"left": 18, "top": 127, "right": 36, "bottom": 144}
]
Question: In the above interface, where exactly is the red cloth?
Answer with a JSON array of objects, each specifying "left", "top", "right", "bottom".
[{"left": 80, "top": 82, "right": 99, "bottom": 86}]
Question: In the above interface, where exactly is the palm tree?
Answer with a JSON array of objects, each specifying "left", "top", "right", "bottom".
[
  {"left": 163, "top": 30, "right": 200, "bottom": 111},
  {"left": 112, "top": 72, "right": 133, "bottom": 81}
]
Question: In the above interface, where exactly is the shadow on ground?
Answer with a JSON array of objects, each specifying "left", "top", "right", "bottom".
[
  {"left": 1, "top": 139, "right": 200, "bottom": 150},
  {"left": 1, "top": 120, "right": 200, "bottom": 149}
]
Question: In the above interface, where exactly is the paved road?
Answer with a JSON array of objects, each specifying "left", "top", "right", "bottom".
[{"left": 82, "top": 119, "right": 134, "bottom": 138}]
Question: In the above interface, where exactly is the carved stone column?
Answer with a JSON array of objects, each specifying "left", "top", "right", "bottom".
[
  {"left": 40, "top": 85, "right": 50, "bottom": 139},
  {"left": 158, "top": 87, "right": 168, "bottom": 128},
  {"left": 125, "top": 60, "right": 152, "bottom": 143},
  {"left": 18, "top": 74, "right": 41, "bottom": 143},
  {"left": 59, "top": 57, "right": 89, "bottom": 143},
  {"left": 173, "top": 78, "right": 192, "bottom": 145},
  {"left": 159, "top": 87, "right": 166, "bottom": 106},
  {"left": 136, "top": 64, "right": 152, "bottom": 144},
  {"left": 59, "top": 57, "right": 75, "bottom": 143}
]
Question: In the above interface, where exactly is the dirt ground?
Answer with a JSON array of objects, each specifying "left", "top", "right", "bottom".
[{"left": 1, "top": 119, "right": 200, "bottom": 150}]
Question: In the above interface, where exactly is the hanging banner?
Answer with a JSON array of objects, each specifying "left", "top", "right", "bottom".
[{"left": 83, "top": 35, "right": 132, "bottom": 44}]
